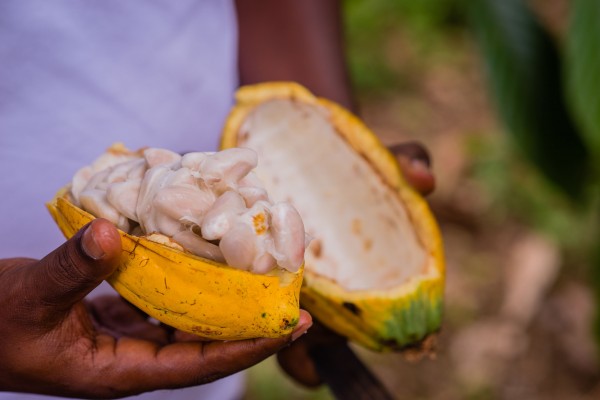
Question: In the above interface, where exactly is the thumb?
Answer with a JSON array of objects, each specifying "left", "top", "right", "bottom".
[{"left": 32, "top": 218, "right": 122, "bottom": 313}]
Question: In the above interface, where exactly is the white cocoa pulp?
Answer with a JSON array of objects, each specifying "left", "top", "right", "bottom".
[{"left": 70, "top": 146, "right": 306, "bottom": 274}]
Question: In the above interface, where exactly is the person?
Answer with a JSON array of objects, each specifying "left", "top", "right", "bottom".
[{"left": 0, "top": 0, "right": 435, "bottom": 398}]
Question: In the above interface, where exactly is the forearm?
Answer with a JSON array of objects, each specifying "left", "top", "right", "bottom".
[{"left": 235, "top": 0, "right": 355, "bottom": 111}]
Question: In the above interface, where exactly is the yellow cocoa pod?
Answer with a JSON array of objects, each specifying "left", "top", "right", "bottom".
[
  {"left": 221, "top": 82, "right": 445, "bottom": 351},
  {"left": 47, "top": 188, "right": 303, "bottom": 341}
]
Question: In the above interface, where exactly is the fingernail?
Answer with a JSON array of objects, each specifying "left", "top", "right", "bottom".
[
  {"left": 291, "top": 310, "right": 313, "bottom": 341},
  {"left": 292, "top": 329, "right": 309, "bottom": 342},
  {"left": 390, "top": 142, "right": 431, "bottom": 167},
  {"left": 410, "top": 158, "right": 431, "bottom": 174},
  {"left": 81, "top": 222, "right": 105, "bottom": 260}
]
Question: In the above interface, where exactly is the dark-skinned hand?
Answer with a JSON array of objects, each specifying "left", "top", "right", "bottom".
[
  {"left": 277, "top": 140, "right": 435, "bottom": 387},
  {"left": 0, "top": 219, "right": 312, "bottom": 399},
  {"left": 0, "top": 141, "right": 431, "bottom": 395}
]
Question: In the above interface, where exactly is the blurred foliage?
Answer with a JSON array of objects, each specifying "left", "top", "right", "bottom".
[
  {"left": 343, "top": 0, "right": 467, "bottom": 95},
  {"left": 467, "top": 132, "right": 598, "bottom": 260},
  {"left": 566, "top": 0, "right": 600, "bottom": 166},
  {"left": 467, "top": 0, "right": 600, "bottom": 335},
  {"left": 468, "top": 0, "right": 592, "bottom": 199}
]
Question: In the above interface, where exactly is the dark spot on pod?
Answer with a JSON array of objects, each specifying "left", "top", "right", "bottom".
[{"left": 342, "top": 302, "right": 361, "bottom": 316}]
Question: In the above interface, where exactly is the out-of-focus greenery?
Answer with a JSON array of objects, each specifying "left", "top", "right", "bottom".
[
  {"left": 343, "top": 0, "right": 467, "bottom": 94},
  {"left": 567, "top": 0, "right": 600, "bottom": 166},
  {"left": 468, "top": 0, "right": 592, "bottom": 199},
  {"left": 468, "top": 132, "right": 599, "bottom": 263},
  {"left": 468, "top": 0, "right": 600, "bottom": 334}
]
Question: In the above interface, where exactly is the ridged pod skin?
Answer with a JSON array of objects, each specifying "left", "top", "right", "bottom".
[
  {"left": 221, "top": 82, "right": 445, "bottom": 351},
  {"left": 47, "top": 191, "right": 303, "bottom": 340}
]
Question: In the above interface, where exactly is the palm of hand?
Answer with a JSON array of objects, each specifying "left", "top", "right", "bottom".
[{"left": 0, "top": 221, "right": 311, "bottom": 398}]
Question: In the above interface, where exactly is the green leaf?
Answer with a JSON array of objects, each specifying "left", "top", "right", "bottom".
[
  {"left": 566, "top": 0, "right": 600, "bottom": 168},
  {"left": 468, "top": 0, "right": 591, "bottom": 198}
]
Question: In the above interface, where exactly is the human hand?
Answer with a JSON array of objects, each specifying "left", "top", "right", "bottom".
[
  {"left": 0, "top": 218, "right": 312, "bottom": 398},
  {"left": 278, "top": 140, "right": 435, "bottom": 387}
]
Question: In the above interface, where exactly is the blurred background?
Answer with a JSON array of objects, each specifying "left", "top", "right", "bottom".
[{"left": 245, "top": 0, "right": 600, "bottom": 398}]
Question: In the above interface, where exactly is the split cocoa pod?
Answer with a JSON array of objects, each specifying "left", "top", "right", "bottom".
[
  {"left": 48, "top": 144, "right": 305, "bottom": 340},
  {"left": 221, "top": 82, "right": 445, "bottom": 351},
  {"left": 47, "top": 82, "right": 444, "bottom": 348}
]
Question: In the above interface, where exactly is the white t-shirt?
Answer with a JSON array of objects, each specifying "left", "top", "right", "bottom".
[{"left": 0, "top": 1, "right": 245, "bottom": 399}]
